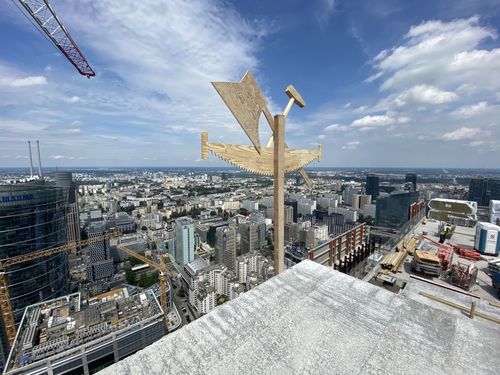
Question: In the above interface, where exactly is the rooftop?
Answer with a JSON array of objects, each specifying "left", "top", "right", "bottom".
[
  {"left": 99, "top": 260, "right": 499, "bottom": 375},
  {"left": 6, "top": 288, "right": 162, "bottom": 373}
]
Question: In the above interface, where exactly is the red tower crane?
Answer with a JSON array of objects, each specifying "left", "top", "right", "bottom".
[{"left": 16, "top": 0, "right": 95, "bottom": 77}]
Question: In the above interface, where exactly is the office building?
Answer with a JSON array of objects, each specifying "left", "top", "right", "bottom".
[
  {"left": 206, "top": 221, "right": 228, "bottom": 247},
  {"left": 249, "top": 213, "right": 267, "bottom": 248},
  {"left": 240, "top": 222, "right": 259, "bottom": 254},
  {"left": 365, "top": 174, "right": 380, "bottom": 199},
  {"left": 469, "top": 178, "right": 500, "bottom": 207},
  {"left": 375, "top": 191, "right": 419, "bottom": 228},
  {"left": 174, "top": 219, "right": 195, "bottom": 267},
  {"left": 0, "top": 181, "right": 70, "bottom": 369},
  {"left": 405, "top": 173, "right": 417, "bottom": 192},
  {"left": 215, "top": 226, "right": 236, "bottom": 271},
  {"left": 4, "top": 289, "right": 164, "bottom": 375},
  {"left": 55, "top": 172, "right": 80, "bottom": 252}
]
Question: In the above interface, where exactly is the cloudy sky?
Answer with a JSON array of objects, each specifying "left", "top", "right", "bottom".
[{"left": 0, "top": 0, "right": 499, "bottom": 168}]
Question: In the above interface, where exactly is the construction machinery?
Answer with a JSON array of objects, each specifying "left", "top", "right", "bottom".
[
  {"left": 0, "top": 232, "right": 118, "bottom": 347},
  {"left": 15, "top": 0, "right": 95, "bottom": 77},
  {"left": 116, "top": 244, "right": 170, "bottom": 331},
  {"left": 411, "top": 250, "right": 442, "bottom": 276}
]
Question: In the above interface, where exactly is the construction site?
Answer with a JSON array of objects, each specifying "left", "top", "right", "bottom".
[
  {"left": 365, "top": 218, "right": 500, "bottom": 325},
  {"left": 3, "top": 288, "right": 166, "bottom": 375}
]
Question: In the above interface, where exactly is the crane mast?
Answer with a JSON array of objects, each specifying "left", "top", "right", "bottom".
[
  {"left": 17, "top": 0, "right": 95, "bottom": 77},
  {"left": 117, "top": 245, "right": 171, "bottom": 331},
  {"left": 0, "top": 232, "right": 172, "bottom": 348},
  {"left": 0, "top": 232, "right": 118, "bottom": 347}
]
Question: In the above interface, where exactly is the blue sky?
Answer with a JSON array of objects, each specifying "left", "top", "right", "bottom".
[{"left": 0, "top": 0, "right": 499, "bottom": 168}]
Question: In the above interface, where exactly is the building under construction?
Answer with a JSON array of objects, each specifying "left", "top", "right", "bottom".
[
  {"left": 0, "top": 180, "right": 70, "bottom": 369},
  {"left": 4, "top": 288, "right": 165, "bottom": 375}
]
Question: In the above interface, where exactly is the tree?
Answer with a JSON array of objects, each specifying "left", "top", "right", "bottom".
[
  {"left": 210, "top": 210, "right": 217, "bottom": 216},
  {"left": 125, "top": 269, "right": 135, "bottom": 284},
  {"left": 141, "top": 225, "right": 147, "bottom": 231},
  {"left": 239, "top": 207, "right": 249, "bottom": 216}
]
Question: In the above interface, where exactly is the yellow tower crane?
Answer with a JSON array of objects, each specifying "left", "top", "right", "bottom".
[
  {"left": 0, "top": 232, "right": 119, "bottom": 347},
  {"left": 116, "top": 245, "right": 171, "bottom": 331}
]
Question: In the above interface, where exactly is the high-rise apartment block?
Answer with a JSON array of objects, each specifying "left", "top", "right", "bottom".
[
  {"left": 284, "top": 205, "right": 294, "bottom": 224},
  {"left": 174, "top": 218, "right": 195, "bottom": 267},
  {"left": 215, "top": 226, "right": 236, "bottom": 271},
  {"left": 351, "top": 194, "right": 371, "bottom": 211},
  {"left": 86, "top": 221, "right": 113, "bottom": 282}
]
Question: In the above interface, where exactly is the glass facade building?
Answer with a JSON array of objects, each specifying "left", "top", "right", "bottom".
[
  {"left": 375, "top": 191, "right": 419, "bottom": 229},
  {"left": 0, "top": 181, "right": 69, "bottom": 368},
  {"left": 405, "top": 173, "right": 417, "bottom": 192},
  {"left": 366, "top": 174, "right": 380, "bottom": 199},
  {"left": 174, "top": 219, "right": 195, "bottom": 267},
  {"left": 469, "top": 178, "right": 500, "bottom": 207}
]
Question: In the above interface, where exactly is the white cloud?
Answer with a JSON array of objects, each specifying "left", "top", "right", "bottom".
[
  {"left": 50, "top": 155, "right": 66, "bottom": 159},
  {"left": 318, "top": 134, "right": 326, "bottom": 139},
  {"left": 442, "top": 127, "right": 481, "bottom": 141},
  {"left": 342, "top": 141, "right": 360, "bottom": 150},
  {"left": 394, "top": 85, "right": 458, "bottom": 106},
  {"left": 451, "top": 101, "right": 490, "bottom": 118},
  {"left": 9, "top": 76, "right": 47, "bottom": 87},
  {"left": 369, "top": 16, "right": 500, "bottom": 92},
  {"left": 324, "top": 124, "right": 349, "bottom": 132},
  {"left": 469, "top": 140, "right": 485, "bottom": 147},
  {"left": 65, "top": 96, "right": 80, "bottom": 103},
  {"left": 351, "top": 113, "right": 409, "bottom": 128}
]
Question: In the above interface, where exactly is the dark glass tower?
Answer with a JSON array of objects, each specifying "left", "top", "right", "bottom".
[
  {"left": 469, "top": 178, "right": 500, "bottom": 206},
  {"left": 375, "top": 191, "right": 419, "bottom": 229},
  {"left": 0, "top": 181, "right": 69, "bottom": 367},
  {"left": 468, "top": 178, "right": 485, "bottom": 204},
  {"left": 365, "top": 174, "right": 380, "bottom": 199},
  {"left": 405, "top": 173, "right": 417, "bottom": 192}
]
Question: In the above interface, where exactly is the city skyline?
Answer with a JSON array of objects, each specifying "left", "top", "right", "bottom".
[{"left": 1, "top": 0, "right": 499, "bottom": 168}]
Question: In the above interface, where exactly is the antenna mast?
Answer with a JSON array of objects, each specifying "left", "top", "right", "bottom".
[
  {"left": 27, "top": 141, "right": 34, "bottom": 177},
  {"left": 36, "top": 140, "right": 43, "bottom": 179}
]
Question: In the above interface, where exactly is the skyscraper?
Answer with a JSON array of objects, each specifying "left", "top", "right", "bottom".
[
  {"left": 175, "top": 219, "right": 195, "bottom": 267},
  {"left": 0, "top": 181, "right": 69, "bottom": 368},
  {"left": 469, "top": 178, "right": 500, "bottom": 206},
  {"left": 365, "top": 174, "right": 380, "bottom": 199},
  {"left": 469, "top": 178, "right": 485, "bottom": 204},
  {"left": 240, "top": 222, "right": 259, "bottom": 254},
  {"left": 375, "top": 191, "right": 419, "bottom": 229},
  {"left": 215, "top": 226, "right": 236, "bottom": 271},
  {"left": 405, "top": 173, "right": 417, "bottom": 192},
  {"left": 55, "top": 172, "right": 80, "bottom": 253}
]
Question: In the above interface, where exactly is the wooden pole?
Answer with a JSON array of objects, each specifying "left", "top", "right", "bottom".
[{"left": 274, "top": 114, "right": 285, "bottom": 274}]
